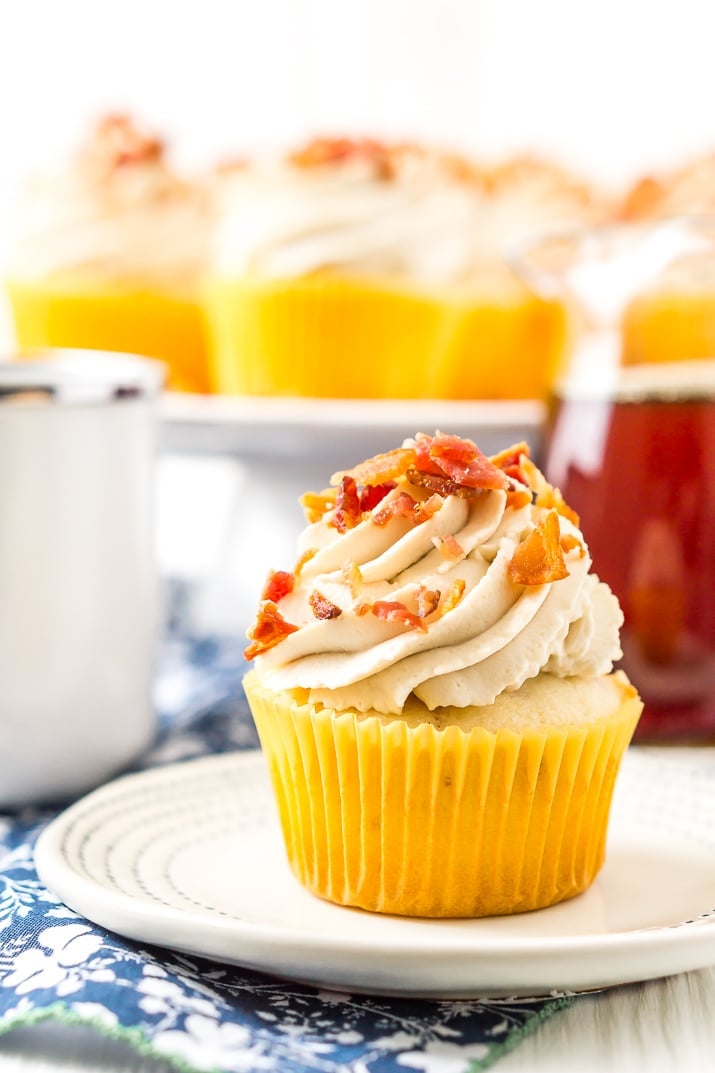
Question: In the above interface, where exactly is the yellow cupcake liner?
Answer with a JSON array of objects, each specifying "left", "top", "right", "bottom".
[
  {"left": 203, "top": 273, "right": 567, "bottom": 400},
  {"left": 7, "top": 280, "right": 211, "bottom": 394},
  {"left": 244, "top": 672, "right": 642, "bottom": 918}
]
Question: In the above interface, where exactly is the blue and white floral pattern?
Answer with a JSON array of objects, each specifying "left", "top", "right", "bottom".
[{"left": 0, "top": 634, "right": 573, "bottom": 1073}]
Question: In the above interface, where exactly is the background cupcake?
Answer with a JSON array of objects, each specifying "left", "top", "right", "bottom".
[
  {"left": 6, "top": 114, "right": 212, "bottom": 393},
  {"left": 243, "top": 432, "right": 642, "bottom": 917},
  {"left": 204, "top": 139, "right": 603, "bottom": 401}
]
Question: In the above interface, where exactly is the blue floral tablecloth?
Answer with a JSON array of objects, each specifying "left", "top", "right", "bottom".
[{"left": 0, "top": 631, "right": 574, "bottom": 1073}]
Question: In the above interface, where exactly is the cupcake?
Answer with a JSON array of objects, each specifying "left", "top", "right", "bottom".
[
  {"left": 204, "top": 141, "right": 601, "bottom": 401},
  {"left": 6, "top": 114, "right": 212, "bottom": 393},
  {"left": 619, "top": 156, "right": 715, "bottom": 367},
  {"left": 243, "top": 432, "right": 642, "bottom": 917}
]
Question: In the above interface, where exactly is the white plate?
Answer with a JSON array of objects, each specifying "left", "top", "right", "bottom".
[
  {"left": 159, "top": 393, "right": 545, "bottom": 462},
  {"left": 35, "top": 747, "right": 715, "bottom": 1000}
]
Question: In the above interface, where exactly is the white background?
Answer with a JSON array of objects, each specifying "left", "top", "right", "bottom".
[{"left": 1, "top": 0, "right": 715, "bottom": 207}]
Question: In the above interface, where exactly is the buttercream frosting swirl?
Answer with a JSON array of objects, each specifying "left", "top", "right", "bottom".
[
  {"left": 247, "top": 433, "right": 623, "bottom": 713},
  {"left": 212, "top": 141, "right": 482, "bottom": 286},
  {"left": 9, "top": 115, "right": 211, "bottom": 288}
]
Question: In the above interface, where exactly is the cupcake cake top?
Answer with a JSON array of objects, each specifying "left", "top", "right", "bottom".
[
  {"left": 9, "top": 114, "right": 211, "bottom": 287},
  {"left": 245, "top": 433, "right": 623, "bottom": 713},
  {"left": 211, "top": 138, "right": 485, "bottom": 286}
]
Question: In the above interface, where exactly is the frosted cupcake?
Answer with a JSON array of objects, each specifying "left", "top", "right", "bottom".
[
  {"left": 204, "top": 141, "right": 596, "bottom": 400},
  {"left": 243, "top": 433, "right": 642, "bottom": 917},
  {"left": 6, "top": 114, "right": 212, "bottom": 393}
]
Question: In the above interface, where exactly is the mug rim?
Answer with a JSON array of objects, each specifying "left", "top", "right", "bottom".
[{"left": 0, "top": 348, "right": 166, "bottom": 405}]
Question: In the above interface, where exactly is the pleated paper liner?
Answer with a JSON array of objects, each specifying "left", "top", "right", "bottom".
[
  {"left": 203, "top": 272, "right": 567, "bottom": 400},
  {"left": 243, "top": 671, "right": 642, "bottom": 918},
  {"left": 7, "top": 279, "right": 211, "bottom": 393}
]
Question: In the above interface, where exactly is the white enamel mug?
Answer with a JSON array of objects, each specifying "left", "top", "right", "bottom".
[{"left": 0, "top": 351, "right": 164, "bottom": 807}]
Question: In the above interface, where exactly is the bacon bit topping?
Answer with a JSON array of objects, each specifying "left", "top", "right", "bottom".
[
  {"left": 372, "top": 490, "right": 443, "bottom": 528},
  {"left": 518, "top": 457, "right": 580, "bottom": 527},
  {"left": 508, "top": 511, "right": 569, "bottom": 586},
  {"left": 490, "top": 441, "right": 532, "bottom": 484},
  {"left": 432, "top": 533, "right": 466, "bottom": 562},
  {"left": 440, "top": 578, "right": 466, "bottom": 614},
  {"left": 537, "top": 484, "right": 580, "bottom": 527},
  {"left": 309, "top": 591, "right": 343, "bottom": 620},
  {"left": 414, "top": 494, "right": 443, "bottom": 523},
  {"left": 333, "top": 447, "right": 417, "bottom": 488},
  {"left": 333, "top": 476, "right": 362, "bottom": 533},
  {"left": 289, "top": 137, "right": 397, "bottom": 179},
  {"left": 84, "top": 114, "right": 164, "bottom": 177},
  {"left": 491, "top": 440, "right": 530, "bottom": 472},
  {"left": 342, "top": 561, "right": 364, "bottom": 599},
  {"left": 261, "top": 570, "right": 294, "bottom": 604},
  {"left": 416, "top": 433, "right": 510, "bottom": 491},
  {"left": 244, "top": 601, "right": 299, "bottom": 661},
  {"left": 333, "top": 434, "right": 509, "bottom": 506},
  {"left": 416, "top": 586, "right": 441, "bottom": 618},
  {"left": 490, "top": 443, "right": 534, "bottom": 510},
  {"left": 406, "top": 468, "right": 485, "bottom": 499},
  {"left": 355, "top": 598, "right": 427, "bottom": 632},
  {"left": 300, "top": 488, "right": 336, "bottom": 523},
  {"left": 560, "top": 533, "right": 586, "bottom": 558},
  {"left": 518, "top": 456, "right": 549, "bottom": 494},
  {"left": 359, "top": 481, "right": 396, "bottom": 512},
  {"left": 373, "top": 491, "right": 416, "bottom": 527},
  {"left": 506, "top": 487, "right": 534, "bottom": 511}
]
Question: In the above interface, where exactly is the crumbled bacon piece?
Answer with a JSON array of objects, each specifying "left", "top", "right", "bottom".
[
  {"left": 415, "top": 433, "right": 510, "bottom": 491},
  {"left": 89, "top": 114, "right": 164, "bottom": 172},
  {"left": 414, "top": 495, "right": 443, "bottom": 523},
  {"left": 332, "top": 476, "right": 362, "bottom": 532},
  {"left": 537, "top": 483, "right": 580, "bottom": 527},
  {"left": 432, "top": 533, "right": 466, "bottom": 562},
  {"left": 300, "top": 488, "right": 336, "bottom": 523},
  {"left": 261, "top": 570, "right": 294, "bottom": 603},
  {"left": 359, "top": 481, "right": 396, "bottom": 512},
  {"left": 518, "top": 457, "right": 580, "bottom": 527},
  {"left": 373, "top": 491, "right": 417, "bottom": 527},
  {"left": 333, "top": 447, "right": 417, "bottom": 488},
  {"left": 244, "top": 601, "right": 299, "bottom": 661},
  {"left": 333, "top": 433, "right": 509, "bottom": 511},
  {"left": 490, "top": 442, "right": 531, "bottom": 484},
  {"left": 560, "top": 533, "right": 586, "bottom": 558},
  {"left": 406, "top": 469, "right": 485, "bottom": 499},
  {"left": 355, "top": 599, "right": 427, "bottom": 632},
  {"left": 487, "top": 443, "right": 534, "bottom": 509},
  {"left": 289, "top": 137, "right": 396, "bottom": 179},
  {"left": 506, "top": 488, "right": 534, "bottom": 511},
  {"left": 440, "top": 578, "right": 466, "bottom": 614},
  {"left": 508, "top": 511, "right": 569, "bottom": 586},
  {"left": 372, "top": 490, "right": 443, "bottom": 528},
  {"left": 309, "top": 591, "right": 343, "bottom": 620},
  {"left": 416, "top": 586, "right": 441, "bottom": 618}
]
